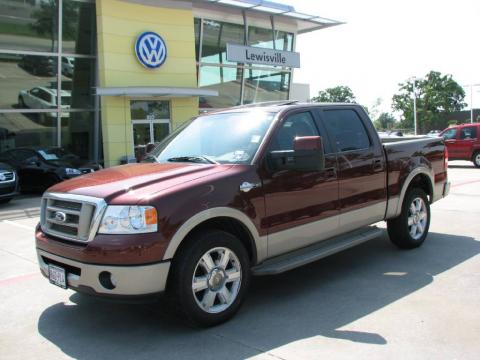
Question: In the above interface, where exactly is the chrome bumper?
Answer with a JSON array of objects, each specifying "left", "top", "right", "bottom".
[{"left": 37, "top": 249, "right": 170, "bottom": 296}]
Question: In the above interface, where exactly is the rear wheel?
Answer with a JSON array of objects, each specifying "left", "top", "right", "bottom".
[
  {"left": 169, "top": 229, "right": 250, "bottom": 327},
  {"left": 0, "top": 197, "right": 12, "bottom": 204},
  {"left": 473, "top": 151, "right": 480, "bottom": 168},
  {"left": 387, "top": 188, "right": 430, "bottom": 249}
]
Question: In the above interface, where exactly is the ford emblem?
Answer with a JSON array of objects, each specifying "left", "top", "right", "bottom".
[{"left": 54, "top": 211, "right": 67, "bottom": 223}]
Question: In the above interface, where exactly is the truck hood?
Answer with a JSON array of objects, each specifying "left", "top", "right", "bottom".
[{"left": 47, "top": 162, "right": 232, "bottom": 203}]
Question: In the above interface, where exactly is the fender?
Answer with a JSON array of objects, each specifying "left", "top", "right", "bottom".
[
  {"left": 385, "top": 166, "right": 434, "bottom": 219},
  {"left": 162, "top": 207, "right": 267, "bottom": 263}
]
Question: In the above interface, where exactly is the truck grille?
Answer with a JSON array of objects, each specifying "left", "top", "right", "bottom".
[{"left": 40, "top": 193, "right": 106, "bottom": 243}]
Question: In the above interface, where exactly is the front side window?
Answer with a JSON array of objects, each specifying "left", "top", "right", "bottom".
[
  {"left": 322, "top": 109, "right": 371, "bottom": 152},
  {"left": 147, "top": 111, "right": 275, "bottom": 164},
  {"left": 269, "top": 112, "right": 318, "bottom": 151},
  {"left": 442, "top": 128, "right": 457, "bottom": 140}
]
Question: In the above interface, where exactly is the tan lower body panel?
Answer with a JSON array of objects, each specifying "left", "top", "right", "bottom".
[{"left": 37, "top": 249, "right": 170, "bottom": 296}]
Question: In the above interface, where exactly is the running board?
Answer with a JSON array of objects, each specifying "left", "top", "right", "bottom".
[{"left": 252, "top": 226, "right": 384, "bottom": 276}]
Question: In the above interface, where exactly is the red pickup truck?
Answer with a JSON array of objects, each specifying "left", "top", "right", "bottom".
[
  {"left": 36, "top": 103, "right": 450, "bottom": 326},
  {"left": 440, "top": 122, "right": 480, "bottom": 167}
]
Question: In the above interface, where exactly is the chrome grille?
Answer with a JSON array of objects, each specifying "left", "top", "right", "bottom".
[
  {"left": 40, "top": 193, "right": 106, "bottom": 243},
  {"left": 0, "top": 171, "right": 15, "bottom": 182}
]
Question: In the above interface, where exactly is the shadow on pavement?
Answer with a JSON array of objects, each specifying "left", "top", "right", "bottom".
[{"left": 37, "top": 232, "right": 480, "bottom": 359}]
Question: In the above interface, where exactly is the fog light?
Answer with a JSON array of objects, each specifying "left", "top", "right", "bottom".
[{"left": 99, "top": 271, "right": 116, "bottom": 290}]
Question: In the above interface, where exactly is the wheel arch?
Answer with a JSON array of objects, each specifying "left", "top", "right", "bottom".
[
  {"left": 163, "top": 207, "right": 266, "bottom": 265},
  {"left": 391, "top": 167, "right": 434, "bottom": 218}
]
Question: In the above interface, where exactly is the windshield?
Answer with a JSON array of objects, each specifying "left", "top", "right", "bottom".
[
  {"left": 38, "top": 148, "right": 77, "bottom": 162},
  {"left": 146, "top": 110, "right": 275, "bottom": 164}
]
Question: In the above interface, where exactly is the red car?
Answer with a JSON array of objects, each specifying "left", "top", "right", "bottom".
[{"left": 441, "top": 123, "right": 480, "bottom": 168}]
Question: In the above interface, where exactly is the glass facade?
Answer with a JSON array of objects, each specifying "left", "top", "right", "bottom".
[
  {"left": 0, "top": 0, "right": 98, "bottom": 164},
  {"left": 196, "top": 17, "right": 295, "bottom": 110}
]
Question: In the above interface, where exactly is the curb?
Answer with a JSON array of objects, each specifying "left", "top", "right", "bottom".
[{"left": 0, "top": 207, "right": 41, "bottom": 221}]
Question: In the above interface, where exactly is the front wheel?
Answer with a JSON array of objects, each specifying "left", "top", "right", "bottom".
[
  {"left": 169, "top": 229, "right": 250, "bottom": 327},
  {"left": 387, "top": 188, "right": 431, "bottom": 249},
  {"left": 473, "top": 151, "right": 480, "bottom": 168}
]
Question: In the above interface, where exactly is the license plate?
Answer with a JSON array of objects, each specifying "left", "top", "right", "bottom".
[{"left": 48, "top": 264, "right": 67, "bottom": 289}]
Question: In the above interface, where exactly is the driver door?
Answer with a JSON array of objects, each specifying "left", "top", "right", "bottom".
[{"left": 261, "top": 110, "right": 339, "bottom": 257}]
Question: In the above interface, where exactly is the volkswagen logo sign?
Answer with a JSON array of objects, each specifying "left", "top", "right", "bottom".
[
  {"left": 135, "top": 31, "right": 167, "bottom": 69},
  {"left": 54, "top": 211, "right": 67, "bottom": 223}
]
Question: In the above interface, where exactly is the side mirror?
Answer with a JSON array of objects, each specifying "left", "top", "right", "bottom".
[{"left": 268, "top": 136, "right": 325, "bottom": 172}]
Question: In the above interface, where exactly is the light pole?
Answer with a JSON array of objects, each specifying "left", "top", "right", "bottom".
[
  {"left": 410, "top": 77, "right": 418, "bottom": 135},
  {"left": 463, "top": 84, "right": 480, "bottom": 123}
]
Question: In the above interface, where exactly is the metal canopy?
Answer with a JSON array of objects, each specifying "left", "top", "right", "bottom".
[
  {"left": 96, "top": 87, "right": 218, "bottom": 97},
  {"left": 205, "top": 0, "right": 344, "bottom": 33}
]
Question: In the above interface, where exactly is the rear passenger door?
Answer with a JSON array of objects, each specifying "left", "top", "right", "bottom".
[
  {"left": 318, "top": 107, "right": 387, "bottom": 232},
  {"left": 456, "top": 126, "right": 477, "bottom": 159}
]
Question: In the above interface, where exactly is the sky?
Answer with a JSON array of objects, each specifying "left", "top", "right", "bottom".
[{"left": 278, "top": 0, "right": 480, "bottom": 117}]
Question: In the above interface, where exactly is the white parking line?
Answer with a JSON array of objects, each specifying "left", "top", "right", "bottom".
[{"left": 1, "top": 220, "right": 34, "bottom": 231}]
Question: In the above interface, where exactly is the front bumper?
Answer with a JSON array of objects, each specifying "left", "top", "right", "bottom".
[
  {"left": 0, "top": 180, "right": 18, "bottom": 199},
  {"left": 37, "top": 249, "right": 170, "bottom": 297}
]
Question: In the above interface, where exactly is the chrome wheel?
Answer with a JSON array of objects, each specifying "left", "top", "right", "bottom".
[
  {"left": 192, "top": 247, "right": 242, "bottom": 314},
  {"left": 407, "top": 197, "right": 428, "bottom": 240}
]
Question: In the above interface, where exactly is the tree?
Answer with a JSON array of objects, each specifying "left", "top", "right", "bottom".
[
  {"left": 392, "top": 71, "right": 466, "bottom": 133},
  {"left": 31, "top": 0, "right": 77, "bottom": 52},
  {"left": 374, "top": 112, "right": 397, "bottom": 130},
  {"left": 311, "top": 86, "right": 356, "bottom": 103}
]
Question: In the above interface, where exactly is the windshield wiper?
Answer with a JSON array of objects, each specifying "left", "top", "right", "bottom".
[{"left": 167, "top": 155, "right": 219, "bottom": 165}]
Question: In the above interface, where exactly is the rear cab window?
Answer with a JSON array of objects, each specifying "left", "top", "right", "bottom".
[{"left": 321, "top": 109, "right": 371, "bottom": 152}]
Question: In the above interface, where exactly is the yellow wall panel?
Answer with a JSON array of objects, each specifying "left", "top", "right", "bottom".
[{"left": 97, "top": 0, "right": 199, "bottom": 167}]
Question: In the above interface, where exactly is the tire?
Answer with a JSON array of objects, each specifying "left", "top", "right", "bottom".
[
  {"left": 169, "top": 229, "right": 250, "bottom": 327},
  {"left": 18, "top": 96, "right": 25, "bottom": 108},
  {"left": 0, "top": 197, "right": 12, "bottom": 204},
  {"left": 472, "top": 151, "right": 480, "bottom": 168},
  {"left": 387, "top": 188, "right": 431, "bottom": 249}
]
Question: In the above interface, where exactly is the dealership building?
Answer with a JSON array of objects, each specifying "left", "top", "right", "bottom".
[{"left": 0, "top": 0, "right": 341, "bottom": 167}]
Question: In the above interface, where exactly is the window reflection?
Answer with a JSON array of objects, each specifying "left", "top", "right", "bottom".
[
  {"left": 199, "top": 66, "right": 242, "bottom": 108},
  {"left": 243, "top": 67, "right": 290, "bottom": 104},
  {"left": 0, "top": 55, "right": 57, "bottom": 110},
  {"left": 61, "top": 111, "right": 95, "bottom": 161},
  {"left": 0, "top": 0, "right": 58, "bottom": 52},
  {"left": 201, "top": 19, "right": 245, "bottom": 65},
  {"left": 62, "top": 0, "right": 96, "bottom": 55},
  {"left": 0, "top": 112, "right": 56, "bottom": 153}
]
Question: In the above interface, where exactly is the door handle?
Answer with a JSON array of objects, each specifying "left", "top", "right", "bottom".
[{"left": 373, "top": 159, "right": 383, "bottom": 172}]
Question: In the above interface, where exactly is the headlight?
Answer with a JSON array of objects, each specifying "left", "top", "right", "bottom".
[
  {"left": 98, "top": 206, "right": 157, "bottom": 234},
  {"left": 65, "top": 168, "right": 81, "bottom": 175}
]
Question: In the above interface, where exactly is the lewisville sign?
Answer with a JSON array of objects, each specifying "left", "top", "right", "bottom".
[{"left": 226, "top": 43, "right": 300, "bottom": 68}]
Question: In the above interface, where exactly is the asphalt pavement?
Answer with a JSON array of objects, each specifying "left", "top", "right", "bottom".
[{"left": 0, "top": 162, "right": 479, "bottom": 360}]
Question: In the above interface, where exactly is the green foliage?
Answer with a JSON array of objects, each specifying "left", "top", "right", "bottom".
[
  {"left": 374, "top": 112, "right": 397, "bottom": 130},
  {"left": 392, "top": 71, "right": 466, "bottom": 133},
  {"left": 311, "top": 86, "right": 356, "bottom": 103},
  {"left": 30, "top": 0, "right": 78, "bottom": 51},
  {"left": 448, "top": 120, "right": 458, "bottom": 126}
]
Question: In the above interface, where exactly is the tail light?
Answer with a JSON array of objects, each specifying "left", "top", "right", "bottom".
[{"left": 444, "top": 147, "right": 449, "bottom": 169}]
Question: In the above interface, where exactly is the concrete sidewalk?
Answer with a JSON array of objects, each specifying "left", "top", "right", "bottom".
[{"left": 0, "top": 195, "right": 41, "bottom": 221}]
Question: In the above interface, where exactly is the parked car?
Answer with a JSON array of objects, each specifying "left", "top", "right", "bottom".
[
  {"left": 0, "top": 147, "right": 100, "bottom": 192},
  {"left": 19, "top": 55, "right": 56, "bottom": 76},
  {"left": 61, "top": 57, "right": 75, "bottom": 77},
  {"left": 35, "top": 102, "right": 449, "bottom": 326},
  {"left": 440, "top": 122, "right": 480, "bottom": 167},
  {"left": 18, "top": 87, "right": 71, "bottom": 122},
  {"left": 0, "top": 162, "right": 18, "bottom": 204}
]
